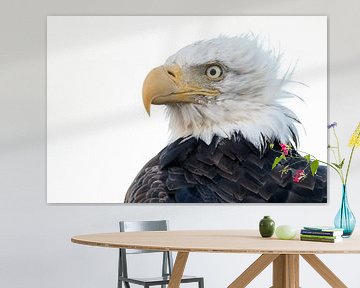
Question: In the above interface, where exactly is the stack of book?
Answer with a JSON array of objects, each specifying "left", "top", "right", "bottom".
[{"left": 300, "top": 226, "right": 344, "bottom": 243}]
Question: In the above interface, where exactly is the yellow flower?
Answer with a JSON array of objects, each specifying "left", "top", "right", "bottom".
[{"left": 349, "top": 122, "right": 360, "bottom": 148}]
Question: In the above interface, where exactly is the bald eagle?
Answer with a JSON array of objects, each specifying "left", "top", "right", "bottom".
[{"left": 125, "top": 36, "right": 327, "bottom": 203}]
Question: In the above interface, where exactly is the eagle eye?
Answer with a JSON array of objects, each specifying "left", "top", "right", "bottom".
[{"left": 205, "top": 65, "right": 223, "bottom": 80}]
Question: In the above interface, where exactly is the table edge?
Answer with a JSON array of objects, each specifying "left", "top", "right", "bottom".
[{"left": 71, "top": 236, "right": 360, "bottom": 254}]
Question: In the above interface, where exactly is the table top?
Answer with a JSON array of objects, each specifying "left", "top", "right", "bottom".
[{"left": 71, "top": 230, "right": 360, "bottom": 254}]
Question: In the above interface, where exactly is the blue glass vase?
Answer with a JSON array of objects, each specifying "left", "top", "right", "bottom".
[{"left": 334, "top": 185, "right": 356, "bottom": 237}]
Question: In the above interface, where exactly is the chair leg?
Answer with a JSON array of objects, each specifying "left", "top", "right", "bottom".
[
  {"left": 118, "top": 278, "right": 130, "bottom": 288},
  {"left": 199, "top": 278, "right": 204, "bottom": 288}
]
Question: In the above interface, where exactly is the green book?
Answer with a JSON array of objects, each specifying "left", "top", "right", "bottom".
[
  {"left": 300, "top": 234, "right": 339, "bottom": 240},
  {"left": 300, "top": 236, "right": 342, "bottom": 243}
]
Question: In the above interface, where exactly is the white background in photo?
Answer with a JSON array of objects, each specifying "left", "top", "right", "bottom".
[{"left": 47, "top": 16, "right": 327, "bottom": 203}]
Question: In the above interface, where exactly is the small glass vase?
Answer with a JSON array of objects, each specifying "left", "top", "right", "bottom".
[{"left": 334, "top": 185, "right": 356, "bottom": 237}]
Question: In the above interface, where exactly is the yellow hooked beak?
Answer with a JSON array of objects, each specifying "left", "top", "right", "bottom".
[{"left": 142, "top": 64, "right": 219, "bottom": 115}]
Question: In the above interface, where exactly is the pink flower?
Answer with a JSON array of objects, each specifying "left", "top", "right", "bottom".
[
  {"left": 293, "top": 169, "right": 306, "bottom": 183},
  {"left": 280, "top": 143, "right": 289, "bottom": 155}
]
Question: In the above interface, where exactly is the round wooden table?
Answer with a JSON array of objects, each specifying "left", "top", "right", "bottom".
[{"left": 72, "top": 230, "right": 360, "bottom": 288}]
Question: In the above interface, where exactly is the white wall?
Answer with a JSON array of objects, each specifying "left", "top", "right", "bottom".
[{"left": 1, "top": 1, "right": 360, "bottom": 288}]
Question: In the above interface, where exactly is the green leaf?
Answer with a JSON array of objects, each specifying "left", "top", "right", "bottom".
[
  {"left": 332, "top": 162, "right": 341, "bottom": 169},
  {"left": 272, "top": 155, "right": 285, "bottom": 169},
  {"left": 332, "top": 159, "right": 345, "bottom": 169},
  {"left": 339, "top": 158, "right": 345, "bottom": 169},
  {"left": 269, "top": 143, "right": 274, "bottom": 149},
  {"left": 304, "top": 154, "right": 311, "bottom": 163},
  {"left": 272, "top": 157, "right": 280, "bottom": 169},
  {"left": 310, "top": 160, "right": 319, "bottom": 176}
]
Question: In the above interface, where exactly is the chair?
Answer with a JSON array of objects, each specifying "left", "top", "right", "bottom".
[{"left": 118, "top": 220, "right": 204, "bottom": 288}]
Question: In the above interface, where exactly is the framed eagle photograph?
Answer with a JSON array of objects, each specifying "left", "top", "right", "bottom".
[{"left": 47, "top": 16, "right": 327, "bottom": 203}]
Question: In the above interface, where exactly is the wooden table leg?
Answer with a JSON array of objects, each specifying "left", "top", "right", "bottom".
[
  {"left": 288, "top": 255, "right": 299, "bottom": 288},
  {"left": 301, "top": 254, "right": 347, "bottom": 288},
  {"left": 272, "top": 254, "right": 299, "bottom": 288},
  {"left": 228, "top": 254, "right": 279, "bottom": 288},
  {"left": 273, "top": 254, "right": 286, "bottom": 287},
  {"left": 168, "top": 252, "right": 189, "bottom": 288}
]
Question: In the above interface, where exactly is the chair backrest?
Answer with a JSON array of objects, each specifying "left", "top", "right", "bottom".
[
  {"left": 119, "top": 220, "right": 169, "bottom": 254},
  {"left": 118, "top": 220, "right": 173, "bottom": 282}
]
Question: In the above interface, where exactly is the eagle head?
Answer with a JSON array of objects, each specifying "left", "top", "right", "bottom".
[{"left": 142, "top": 35, "right": 299, "bottom": 149}]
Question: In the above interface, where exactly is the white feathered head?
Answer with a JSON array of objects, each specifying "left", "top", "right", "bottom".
[{"left": 142, "top": 35, "right": 300, "bottom": 149}]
